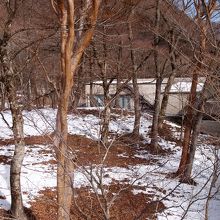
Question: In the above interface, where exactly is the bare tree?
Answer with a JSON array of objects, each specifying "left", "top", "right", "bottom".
[
  {"left": 150, "top": 0, "right": 165, "bottom": 151},
  {"left": 0, "top": 1, "right": 33, "bottom": 219},
  {"left": 92, "top": 34, "right": 115, "bottom": 146},
  {"left": 128, "top": 11, "right": 141, "bottom": 136},
  {"left": 71, "top": 54, "right": 86, "bottom": 110},
  {"left": 0, "top": 0, "right": 56, "bottom": 218},
  {"left": 158, "top": 28, "right": 180, "bottom": 129},
  {"left": 176, "top": 0, "right": 219, "bottom": 182},
  {"left": 51, "top": 1, "right": 101, "bottom": 219}
]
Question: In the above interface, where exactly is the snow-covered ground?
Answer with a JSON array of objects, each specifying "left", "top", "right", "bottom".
[
  {"left": 0, "top": 108, "right": 219, "bottom": 219},
  {"left": 0, "top": 144, "right": 56, "bottom": 209}
]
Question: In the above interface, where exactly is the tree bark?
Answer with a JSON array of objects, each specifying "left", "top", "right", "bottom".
[
  {"left": 9, "top": 88, "right": 27, "bottom": 220},
  {"left": 0, "top": 83, "right": 6, "bottom": 110},
  {"left": 100, "top": 55, "right": 111, "bottom": 146},
  {"left": 175, "top": 0, "right": 214, "bottom": 179},
  {"left": 72, "top": 58, "right": 85, "bottom": 110},
  {"left": 158, "top": 30, "right": 178, "bottom": 128},
  {"left": 150, "top": 0, "right": 162, "bottom": 151},
  {"left": 89, "top": 51, "right": 94, "bottom": 107},
  {"left": 51, "top": 1, "right": 100, "bottom": 219},
  {"left": 55, "top": 2, "right": 75, "bottom": 219},
  {"left": 185, "top": 79, "right": 210, "bottom": 178},
  {"left": 92, "top": 32, "right": 112, "bottom": 146},
  {"left": 151, "top": 77, "right": 162, "bottom": 150},
  {"left": 184, "top": 111, "right": 203, "bottom": 178},
  {"left": 101, "top": 92, "right": 111, "bottom": 146},
  {"left": 0, "top": 4, "right": 27, "bottom": 219},
  {"left": 158, "top": 71, "right": 176, "bottom": 129},
  {"left": 115, "top": 41, "right": 123, "bottom": 109},
  {"left": 128, "top": 13, "right": 141, "bottom": 136},
  {"left": 0, "top": 51, "right": 27, "bottom": 220},
  {"left": 176, "top": 72, "right": 199, "bottom": 177}
]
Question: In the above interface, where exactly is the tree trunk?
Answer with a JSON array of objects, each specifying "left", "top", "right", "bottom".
[
  {"left": 128, "top": 13, "right": 141, "bottom": 136},
  {"left": 0, "top": 39, "right": 27, "bottom": 220},
  {"left": 176, "top": 72, "right": 199, "bottom": 177},
  {"left": 93, "top": 29, "right": 112, "bottom": 146},
  {"left": 158, "top": 73, "right": 176, "bottom": 129},
  {"left": 89, "top": 52, "right": 94, "bottom": 107},
  {"left": 150, "top": 0, "right": 162, "bottom": 151},
  {"left": 53, "top": 2, "right": 74, "bottom": 219},
  {"left": 31, "top": 74, "right": 40, "bottom": 108},
  {"left": 132, "top": 72, "right": 141, "bottom": 136},
  {"left": 184, "top": 80, "right": 209, "bottom": 178},
  {"left": 115, "top": 74, "right": 121, "bottom": 108},
  {"left": 72, "top": 54, "right": 86, "bottom": 110},
  {"left": 56, "top": 100, "right": 74, "bottom": 220},
  {"left": 176, "top": 4, "right": 208, "bottom": 178},
  {"left": 89, "top": 81, "right": 94, "bottom": 107},
  {"left": 151, "top": 77, "right": 162, "bottom": 150},
  {"left": 158, "top": 48, "right": 177, "bottom": 128},
  {"left": 51, "top": 91, "right": 57, "bottom": 109},
  {"left": 101, "top": 94, "right": 111, "bottom": 146},
  {"left": 184, "top": 111, "right": 203, "bottom": 178},
  {"left": 51, "top": 1, "right": 100, "bottom": 219},
  {"left": 115, "top": 41, "right": 123, "bottom": 109},
  {"left": 9, "top": 95, "right": 27, "bottom": 220},
  {"left": 0, "top": 83, "right": 6, "bottom": 110}
]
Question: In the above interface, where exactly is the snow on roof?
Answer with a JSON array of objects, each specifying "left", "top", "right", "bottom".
[
  {"left": 90, "top": 79, "right": 158, "bottom": 85},
  {"left": 89, "top": 78, "right": 206, "bottom": 87},
  {"left": 170, "top": 82, "right": 204, "bottom": 93}
]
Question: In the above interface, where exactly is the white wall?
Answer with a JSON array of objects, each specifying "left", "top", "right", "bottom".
[{"left": 84, "top": 78, "right": 204, "bottom": 115}]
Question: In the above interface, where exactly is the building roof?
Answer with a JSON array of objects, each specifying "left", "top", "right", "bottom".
[{"left": 170, "top": 81, "right": 204, "bottom": 93}]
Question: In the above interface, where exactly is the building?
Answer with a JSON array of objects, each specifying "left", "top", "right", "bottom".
[{"left": 85, "top": 77, "right": 206, "bottom": 116}]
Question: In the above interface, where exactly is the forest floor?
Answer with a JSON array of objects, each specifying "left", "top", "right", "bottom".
[{"left": 0, "top": 108, "right": 219, "bottom": 219}]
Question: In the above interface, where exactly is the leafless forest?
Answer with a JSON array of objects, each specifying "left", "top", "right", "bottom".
[{"left": 1, "top": 0, "right": 220, "bottom": 220}]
